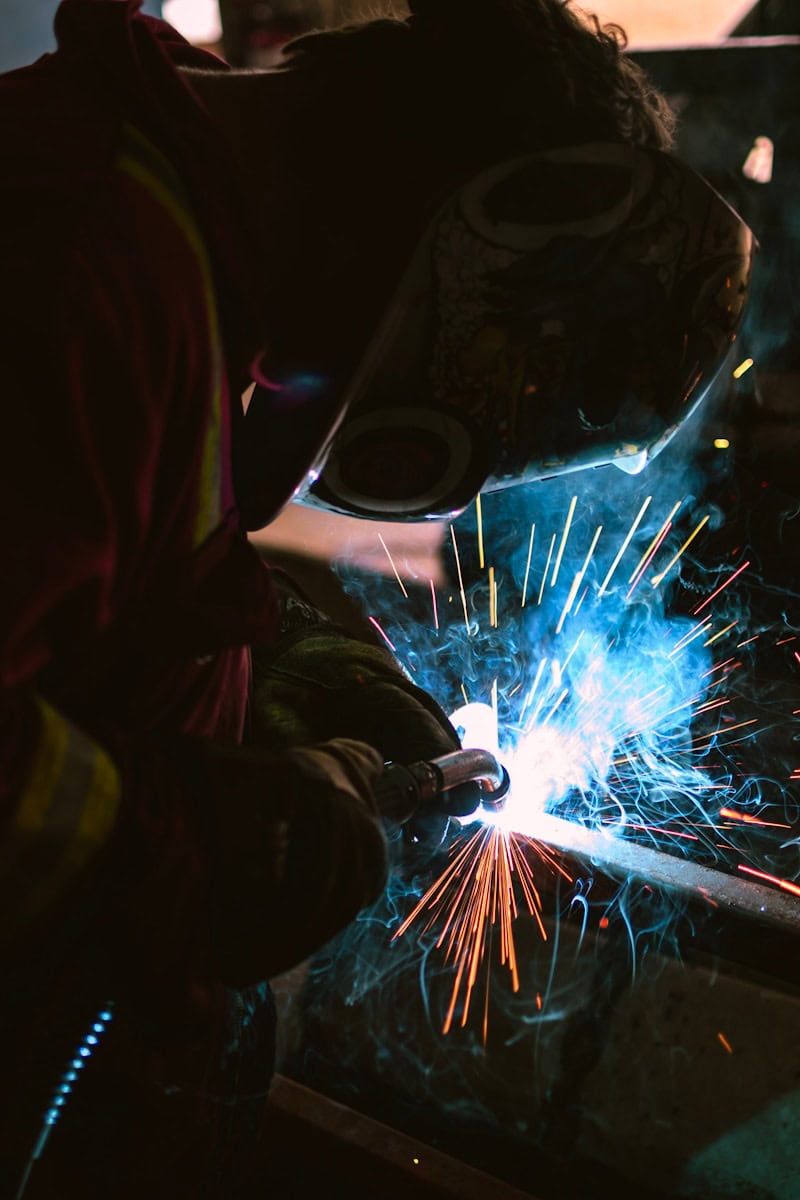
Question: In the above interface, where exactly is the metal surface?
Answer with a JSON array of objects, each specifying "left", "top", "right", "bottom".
[
  {"left": 531, "top": 810, "right": 800, "bottom": 933},
  {"left": 261, "top": 1073, "right": 542, "bottom": 1200},
  {"left": 521, "top": 809, "right": 800, "bottom": 996}
]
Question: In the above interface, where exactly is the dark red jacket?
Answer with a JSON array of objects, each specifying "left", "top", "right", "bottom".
[{"left": 0, "top": 3, "right": 385, "bottom": 1195}]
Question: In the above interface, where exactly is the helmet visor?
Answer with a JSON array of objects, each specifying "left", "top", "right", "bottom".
[{"left": 300, "top": 142, "right": 755, "bottom": 521}]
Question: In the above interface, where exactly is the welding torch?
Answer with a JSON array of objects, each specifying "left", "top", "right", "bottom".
[{"left": 375, "top": 747, "right": 510, "bottom": 823}]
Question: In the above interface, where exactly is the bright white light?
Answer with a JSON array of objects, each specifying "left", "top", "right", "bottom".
[
  {"left": 742, "top": 136, "right": 774, "bottom": 185},
  {"left": 499, "top": 724, "right": 613, "bottom": 836},
  {"left": 162, "top": 0, "right": 222, "bottom": 44},
  {"left": 448, "top": 699, "right": 605, "bottom": 837},
  {"left": 449, "top": 702, "right": 499, "bottom": 757},
  {"left": 613, "top": 449, "right": 648, "bottom": 475}
]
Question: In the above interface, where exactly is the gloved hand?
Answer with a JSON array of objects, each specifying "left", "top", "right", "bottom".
[
  {"left": 176, "top": 733, "right": 390, "bottom": 986},
  {"left": 250, "top": 569, "right": 478, "bottom": 833}
]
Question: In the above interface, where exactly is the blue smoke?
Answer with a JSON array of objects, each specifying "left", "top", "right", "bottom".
[{"left": 278, "top": 438, "right": 800, "bottom": 1197}]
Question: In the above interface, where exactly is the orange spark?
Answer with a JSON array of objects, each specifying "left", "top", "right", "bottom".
[
  {"left": 450, "top": 524, "right": 471, "bottom": 637},
  {"left": 394, "top": 826, "right": 570, "bottom": 1042},
  {"left": 719, "top": 807, "right": 790, "bottom": 829},
  {"left": 628, "top": 501, "right": 681, "bottom": 586},
  {"left": 693, "top": 561, "right": 751, "bottom": 615},
  {"left": 378, "top": 533, "right": 409, "bottom": 598},
  {"left": 651, "top": 514, "right": 710, "bottom": 588},
  {"left": 737, "top": 865, "right": 800, "bottom": 897},
  {"left": 368, "top": 615, "right": 396, "bottom": 652}
]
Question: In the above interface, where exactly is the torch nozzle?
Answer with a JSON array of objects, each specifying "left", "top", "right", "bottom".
[
  {"left": 376, "top": 747, "right": 510, "bottom": 823},
  {"left": 429, "top": 748, "right": 510, "bottom": 811}
]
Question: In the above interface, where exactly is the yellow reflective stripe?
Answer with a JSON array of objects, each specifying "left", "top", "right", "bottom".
[
  {"left": 12, "top": 696, "right": 69, "bottom": 836},
  {"left": 115, "top": 124, "right": 223, "bottom": 549},
  {"left": 0, "top": 699, "right": 121, "bottom": 940},
  {"left": 57, "top": 726, "right": 120, "bottom": 878}
]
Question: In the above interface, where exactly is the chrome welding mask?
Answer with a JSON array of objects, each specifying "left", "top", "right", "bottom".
[{"left": 296, "top": 142, "right": 755, "bottom": 521}]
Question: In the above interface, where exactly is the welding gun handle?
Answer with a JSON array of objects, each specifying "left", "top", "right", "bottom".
[
  {"left": 374, "top": 760, "right": 485, "bottom": 823},
  {"left": 373, "top": 761, "right": 438, "bottom": 824}
]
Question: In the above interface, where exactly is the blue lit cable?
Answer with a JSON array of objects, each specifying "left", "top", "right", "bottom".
[{"left": 15, "top": 1003, "right": 115, "bottom": 1200}]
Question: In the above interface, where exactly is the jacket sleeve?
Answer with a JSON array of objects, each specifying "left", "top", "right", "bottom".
[
  {"left": 0, "top": 226, "right": 166, "bottom": 961},
  {"left": 176, "top": 735, "right": 388, "bottom": 988},
  {"left": 0, "top": 159, "right": 387, "bottom": 1006}
]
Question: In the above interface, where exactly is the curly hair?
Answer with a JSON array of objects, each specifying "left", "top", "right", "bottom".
[
  {"left": 281, "top": 0, "right": 676, "bottom": 171},
  {"left": 262, "top": 1, "right": 677, "bottom": 374}
]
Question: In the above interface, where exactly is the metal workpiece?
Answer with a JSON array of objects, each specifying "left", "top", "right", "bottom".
[
  {"left": 261, "top": 1074, "right": 541, "bottom": 1200},
  {"left": 516, "top": 810, "right": 800, "bottom": 997},
  {"left": 531, "top": 810, "right": 800, "bottom": 936}
]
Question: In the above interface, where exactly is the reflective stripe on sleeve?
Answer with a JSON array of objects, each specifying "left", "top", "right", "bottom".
[
  {"left": 115, "top": 123, "right": 224, "bottom": 550},
  {"left": 0, "top": 698, "right": 121, "bottom": 940}
]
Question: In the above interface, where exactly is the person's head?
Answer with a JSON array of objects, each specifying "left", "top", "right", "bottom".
[
  {"left": 263, "top": 0, "right": 673, "bottom": 368},
  {"left": 245, "top": 1, "right": 753, "bottom": 523}
]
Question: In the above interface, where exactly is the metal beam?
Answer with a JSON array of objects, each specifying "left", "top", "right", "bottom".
[{"left": 262, "top": 1073, "right": 543, "bottom": 1199}]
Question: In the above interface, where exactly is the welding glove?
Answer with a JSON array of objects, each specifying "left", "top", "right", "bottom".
[
  {"left": 183, "top": 731, "right": 390, "bottom": 985},
  {"left": 250, "top": 569, "right": 479, "bottom": 834}
]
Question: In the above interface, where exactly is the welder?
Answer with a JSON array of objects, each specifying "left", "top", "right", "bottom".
[{"left": 0, "top": 1, "right": 753, "bottom": 1196}]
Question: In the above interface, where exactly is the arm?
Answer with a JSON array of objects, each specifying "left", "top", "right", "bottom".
[
  {"left": 0, "top": 167, "right": 388, "bottom": 1002},
  {"left": 177, "top": 734, "right": 387, "bottom": 987}
]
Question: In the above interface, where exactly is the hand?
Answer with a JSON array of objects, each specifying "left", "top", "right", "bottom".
[
  {"left": 251, "top": 569, "right": 460, "bottom": 770},
  {"left": 178, "top": 734, "right": 389, "bottom": 986},
  {"left": 250, "top": 570, "right": 477, "bottom": 837}
]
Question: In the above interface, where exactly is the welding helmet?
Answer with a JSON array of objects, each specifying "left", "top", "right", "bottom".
[{"left": 292, "top": 141, "right": 755, "bottom": 521}]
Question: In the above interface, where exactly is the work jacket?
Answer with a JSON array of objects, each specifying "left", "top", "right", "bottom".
[{"left": 0, "top": 3, "right": 386, "bottom": 1195}]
